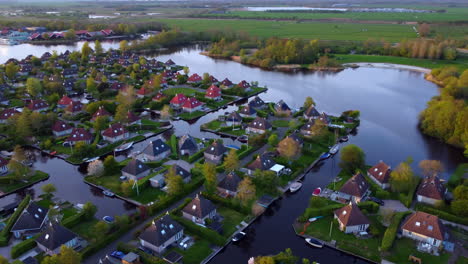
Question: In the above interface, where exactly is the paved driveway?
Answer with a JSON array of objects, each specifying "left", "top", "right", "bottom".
[{"left": 381, "top": 200, "right": 409, "bottom": 212}]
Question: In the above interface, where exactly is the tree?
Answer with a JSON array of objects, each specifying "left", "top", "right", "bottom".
[
  {"left": 0, "top": 255, "right": 8, "bottom": 264},
  {"left": 81, "top": 41, "right": 92, "bottom": 60},
  {"left": 12, "top": 145, "right": 26, "bottom": 162},
  {"left": 160, "top": 105, "right": 171, "bottom": 120},
  {"left": 277, "top": 137, "right": 300, "bottom": 161},
  {"left": 451, "top": 200, "right": 468, "bottom": 217},
  {"left": 120, "top": 40, "right": 129, "bottom": 52},
  {"left": 223, "top": 149, "right": 240, "bottom": 171},
  {"left": 256, "top": 256, "right": 275, "bottom": 264},
  {"left": 183, "top": 66, "right": 189, "bottom": 75},
  {"left": 115, "top": 214, "right": 130, "bottom": 227},
  {"left": 5, "top": 62, "right": 18, "bottom": 80},
  {"left": 389, "top": 159, "right": 416, "bottom": 193},
  {"left": 94, "top": 221, "right": 109, "bottom": 235},
  {"left": 303, "top": 96, "right": 315, "bottom": 108},
  {"left": 203, "top": 162, "right": 217, "bottom": 194},
  {"left": 15, "top": 110, "right": 32, "bottom": 140},
  {"left": 165, "top": 166, "right": 184, "bottom": 195},
  {"left": 94, "top": 40, "right": 103, "bottom": 54},
  {"left": 418, "top": 160, "right": 443, "bottom": 177},
  {"left": 114, "top": 104, "right": 129, "bottom": 123},
  {"left": 267, "top": 133, "right": 279, "bottom": 146},
  {"left": 26, "top": 78, "right": 43, "bottom": 98},
  {"left": 121, "top": 180, "right": 134, "bottom": 196},
  {"left": 253, "top": 170, "right": 278, "bottom": 191},
  {"left": 453, "top": 185, "right": 468, "bottom": 200},
  {"left": 236, "top": 177, "right": 256, "bottom": 205},
  {"left": 87, "top": 160, "right": 104, "bottom": 176},
  {"left": 151, "top": 74, "right": 162, "bottom": 92},
  {"left": 57, "top": 245, "right": 81, "bottom": 264},
  {"left": 41, "top": 183, "right": 57, "bottom": 198},
  {"left": 418, "top": 23, "right": 430, "bottom": 37},
  {"left": 83, "top": 202, "right": 97, "bottom": 219},
  {"left": 86, "top": 77, "right": 97, "bottom": 95},
  {"left": 103, "top": 155, "right": 119, "bottom": 175},
  {"left": 93, "top": 116, "right": 109, "bottom": 132},
  {"left": 64, "top": 29, "right": 76, "bottom": 40},
  {"left": 339, "top": 144, "right": 365, "bottom": 173}
]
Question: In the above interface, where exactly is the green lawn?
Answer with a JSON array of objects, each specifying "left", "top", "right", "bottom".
[
  {"left": 0, "top": 171, "right": 49, "bottom": 193},
  {"left": 171, "top": 238, "right": 213, "bottom": 264},
  {"left": 129, "top": 186, "right": 166, "bottom": 204},
  {"left": 71, "top": 219, "right": 100, "bottom": 242},
  {"left": 163, "top": 87, "right": 197, "bottom": 96},
  {"left": 178, "top": 111, "right": 206, "bottom": 120},
  {"left": 271, "top": 119, "right": 290, "bottom": 127},
  {"left": 202, "top": 120, "right": 223, "bottom": 131},
  {"left": 386, "top": 238, "right": 451, "bottom": 264},
  {"left": 61, "top": 207, "right": 78, "bottom": 221},
  {"left": 217, "top": 206, "right": 247, "bottom": 237}
]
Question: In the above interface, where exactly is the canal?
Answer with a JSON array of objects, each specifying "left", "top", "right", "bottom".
[{"left": 0, "top": 43, "right": 466, "bottom": 263}]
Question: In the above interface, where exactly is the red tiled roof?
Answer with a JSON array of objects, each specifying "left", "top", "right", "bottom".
[
  {"left": 187, "top": 73, "right": 202, "bottom": 82},
  {"left": 67, "top": 128, "right": 92, "bottom": 142},
  {"left": 367, "top": 161, "right": 391, "bottom": 184},
  {"left": 75, "top": 30, "right": 88, "bottom": 35},
  {"left": 137, "top": 87, "right": 152, "bottom": 96},
  {"left": 65, "top": 101, "right": 83, "bottom": 113},
  {"left": 58, "top": 95, "right": 72, "bottom": 106},
  {"left": 0, "top": 108, "right": 20, "bottom": 120},
  {"left": 127, "top": 111, "right": 140, "bottom": 123},
  {"left": 170, "top": 94, "right": 187, "bottom": 105},
  {"left": 237, "top": 80, "right": 250, "bottom": 89},
  {"left": 52, "top": 120, "right": 72, "bottom": 132},
  {"left": 27, "top": 100, "right": 49, "bottom": 111},
  {"left": 92, "top": 106, "right": 111, "bottom": 120},
  {"left": 101, "top": 29, "right": 113, "bottom": 35},
  {"left": 221, "top": 78, "right": 233, "bottom": 86},
  {"left": 102, "top": 123, "right": 127, "bottom": 138},
  {"left": 339, "top": 173, "right": 369, "bottom": 199},
  {"left": 205, "top": 85, "right": 221, "bottom": 98},
  {"left": 334, "top": 203, "right": 370, "bottom": 227},
  {"left": 416, "top": 176, "right": 445, "bottom": 200},
  {"left": 182, "top": 97, "right": 203, "bottom": 109},
  {"left": 401, "top": 211, "right": 444, "bottom": 241},
  {"left": 152, "top": 92, "right": 166, "bottom": 101}
]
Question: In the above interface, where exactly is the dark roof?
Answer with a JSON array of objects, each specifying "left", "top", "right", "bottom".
[
  {"left": 66, "top": 128, "right": 92, "bottom": 142},
  {"left": 122, "top": 159, "right": 150, "bottom": 177},
  {"left": 27, "top": 99, "right": 49, "bottom": 111},
  {"left": 249, "top": 96, "right": 265, "bottom": 108},
  {"left": 139, "top": 215, "right": 183, "bottom": 247},
  {"left": 92, "top": 106, "right": 111, "bottom": 120},
  {"left": 142, "top": 139, "right": 170, "bottom": 157},
  {"left": 247, "top": 117, "right": 271, "bottom": 130},
  {"left": 401, "top": 211, "right": 445, "bottom": 240},
  {"left": 36, "top": 222, "right": 77, "bottom": 251},
  {"left": 416, "top": 176, "right": 445, "bottom": 200},
  {"left": 304, "top": 105, "right": 320, "bottom": 118},
  {"left": 11, "top": 202, "right": 48, "bottom": 232},
  {"left": 247, "top": 153, "right": 275, "bottom": 171},
  {"left": 286, "top": 133, "right": 303, "bottom": 145},
  {"left": 339, "top": 173, "right": 369, "bottom": 199},
  {"left": 204, "top": 141, "right": 227, "bottom": 156},
  {"left": 22, "top": 256, "right": 39, "bottom": 264},
  {"left": 367, "top": 161, "right": 391, "bottom": 184},
  {"left": 300, "top": 120, "right": 316, "bottom": 131},
  {"left": 240, "top": 105, "right": 256, "bottom": 115},
  {"left": 226, "top": 111, "right": 242, "bottom": 122},
  {"left": 164, "top": 251, "right": 183, "bottom": 264},
  {"left": 275, "top": 100, "right": 291, "bottom": 112},
  {"left": 178, "top": 135, "right": 199, "bottom": 152},
  {"left": 0, "top": 108, "right": 19, "bottom": 120},
  {"left": 52, "top": 120, "right": 72, "bottom": 132},
  {"left": 182, "top": 194, "right": 216, "bottom": 219},
  {"left": 65, "top": 101, "right": 83, "bottom": 113},
  {"left": 102, "top": 123, "right": 127, "bottom": 138},
  {"left": 218, "top": 172, "right": 242, "bottom": 192},
  {"left": 167, "top": 165, "right": 191, "bottom": 180},
  {"left": 334, "top": 202, "right": 370, "bottom": 227}
]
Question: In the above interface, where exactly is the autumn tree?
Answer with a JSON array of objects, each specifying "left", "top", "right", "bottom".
[
  {"left": 339, "top": 144, "right": 365, "bottom": 173},
  {"left": 114, "top": 104, "right": 129, "bottom": 123},
  {"left": 94, "top": 40, "right": 103, "bottom": 55},
  {"left": 236, "top": 177, "right": 256, "bottom": 205},
  {"left": 87, "top": 160, "right": 104, "bottom": 176},
  {"left": 121, "top": 180, "right": 134, "bottom": 196},
  {"left": 203, "top": 162, "right": 217, "bottom": 194},
  {"left": 151, "top": 74, "right": 162, "bottom": 92},
  {"left": 83, "top": 202, "right": 97, "bottom": 219},
  {"left": 418, "top": 23, "right": 430, "bottom": 37},
  {"left": 453, "top": 185, "right": 468, "bottom": 200},
  {"left": 94, "top": 221, "right": 109, "bottom": 235},
  {"left": 103, "top": 155, "right": 119, "bottom": 175},
  {"left": 389, "top": 159, "right": 417, "bottom": 193},
  {"left": 268, "top": 133, "right": 279, "bottom": 146},
  {"left": 5, "top": 62, "right": 18, "bottom": 80},
  {"left": 165, "top": 166, "right": 184, "bottom": 195},
  {"left": 119, "top": 40, "right": 129, "bottom": 52},
  {"left": 64, "top": 29, "right": 76, "bottom": 40},
  {"left": 81, "top": 41, "right": 92, "bottom": 60},
  {"left": 277, "top": 137, "right": 300, "bottom": 161},
  {"left": 26, "top": 78, "right": 43, "bottom": 98},
  {"left": 303, "top": 96, "right": 315, "bottom": 109},
  {"left": 93, "top": 116, "right": 109, "bottom": 133},
  {"left": 41, "top": 245, "right": 81, "bottom": 264},
  {"left": 160, "top": 105, "right": 171, "bottom": 120},
  {"left": 15, "top": 110, "right": 32, "bottom": 140},
  {"left": 418, "top": 160, "right": 444, "bottom": 177},
  {"left": 41, "top": 183, "right": 57, "bottom": 198},
  {"left": 223, "top": 149, "right": 240, "bottom": 172},
  {"left": 451, "top": 200, "right": 468, "bottom": 217}
]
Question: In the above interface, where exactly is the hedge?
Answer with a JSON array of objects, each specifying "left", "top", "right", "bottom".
[
  {"left": 201, "top": 192, "right": 250, "bottom": 215},
  {"left": 81, "top": 223, "right": 133, "bottom": 259},
  {"left": 0, "top": 175, "right": 17, "bottom": 184},
  {"left": 117, "top": 243, "right": 167, "bottom": 264},
  {"left": 357, "top": 201, "right": 380, "bottom": 214},
  {"left": 11, "top": 235, "right": 38, "bottom": 258},
  {"left": 415, "top": 204, "right": 468, "bottom": 225},
  {"left": 170, "top": 134, "right": 178, "bottom": 159},
  {"left": 299, "top": 204, "right": 343, "bottom": 222},
  {"left": 170, "top": 214, "right": 225, "bottom": 246},
  {"left": 381, "top": 211, "right": 411, "bottom": 251},
  {"left": 61, "top": 211, "right": 86, "bottom": 229},
  {"left": 0, "top": 195, "right": 31, "bottom": 246},
  {"left": 237, "top": 146, "right": 255, "bottom": 159},
  {"left": 188, "top": 148, "right": 205, "bottom": 163}
]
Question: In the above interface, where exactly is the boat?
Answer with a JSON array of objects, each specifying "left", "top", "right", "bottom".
[
  {"left": 102, "top": 190, "right": 115, "bottom": 197},
  {"left": 115, "top": 142, "right": 133, "bottom": 152},
  {"left": 50, "top": 151, "right": 57, "bottom": 155},
  {"left": 339, "top": 136, "right": 349, "bottom": 142},
  {"left": 83, "top": 157, "right": 99, "bottom": 163},
  {"left": 312, "top": 187, "right": 322, "bottom": 196},
  {"left": 305, "top": 237, "right": 324, "bottom": 248},
  {"left": 319, "top": 153, "right": 331, "bottom": 160},
  {"left": 232, "top": 231, "right": 246, "bottom": 242},
  {"left": 237, "top": 135, "right": 248, "bottom": 143},
  {"left": 289, "top": 181, "right": 303, "bottom": 193},
  {"left": 308, "top": 216, "right": 323, "bottom": 222},
  {"left": 329, "top": 144, "right": 339, "bottom": 155}
]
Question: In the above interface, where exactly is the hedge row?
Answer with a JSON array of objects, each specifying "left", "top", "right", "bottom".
[
  {"left": 299, "top": 203, "right": 344, "bottom": 222},
  {"left": 357, "top": 201, "right": 380, "bottom": 214},
  {"left": 415, "top": 205, "right": 468, "bottom": 225},
  {"left": 237, "top": 146, "right": 255, "bottom": 159},
  {"left": 61, "top": 211, "right": 87, "bottom": 229},
  {"left": 170, "top": 134, "right": 178, "bottom": 159},
  {"left": 0, "top": 175, "right": 17, "bottom": 184},
  {"left": 11, "top": 235, "right": 38, "bottom": 258},
  {"left": 81, "top": 223, "right": 133, "bottom": 259},
  {"left": 0, "top": 195, "right": 31, "bottom": 246},
  {"left": 201, "top": 192, "right": 250, "bottom": 215},
  {"left": 381, "top": 211, "right": 411, "bottom": 251},
  {"left": 170, "top": 214, "right": 225, "bottom": 246},
  {"left": 188, "top": 148, "right": 205, "bottom": 163},
  {"left": 117, "top": 242, "right": 167, "bottom": 264}
]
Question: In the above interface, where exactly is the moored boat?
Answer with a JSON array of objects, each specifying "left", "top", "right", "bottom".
[
  {"left": 115, "top": 142, "right": 133, "bottom": 152},
  {"left": 308, "top": 216, "right": 323, "bottom": 222},
  {"left": 312, "top": 187, "right": 322, "bottom": 196},
  {"left": 339, "top": 136, "right": 349, "bottom": 142},
  {"left": 289, "top": 181, "right": 302, "bottom": 193},
  {"left": 319, "top": 153, "right": 331, "bottom": 160},
  {"left": 305, "top": 237, "right": 324, "bottom": 248},
  {"left": 103, "top": 190, "right": 115, "bottom": 197},
  {"left": 329, "top": 144, "right": 339, "bottom": 155}
]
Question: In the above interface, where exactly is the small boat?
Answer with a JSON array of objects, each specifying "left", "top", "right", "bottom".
[
  {"left": 319, "top": 153, "right": 331, "bottom": 160},
  {"left": 312, "top": 187, "right": 322, "bottom": 196},
  {"left": 339, "top": 136, "right": 349, "bottom": 142},
  {"left": 329, "top": 145, "right": 339, "bottom": 155},
  {"left": 237, "top": 135, "right": 248, "bottom": 143},
  {"left": 232, "top": 231, "right": 246, "bottom": 242},
  {"left": 83, "top": 157, "right": 99, "bottom": 163},
  {"left": 50, "top": 151, "right": 57, "bottom": 155},
  {"left": 115, "top": 142, "right": 133, "bottom": 152},
  {"left": 103, "top": 190, "right": 115, "bottom": 197},
  {"left": 308, "top": 216, "right": 323, "bottom": 222},
  {"left": 305, "top": 237, "right": 324, "bottom": 248},
  {"left": 102, "top": 216, "right": 115, "bottom": 223},
  {"left": 289, "top": 182, "right": 303, "bottom": 193}
]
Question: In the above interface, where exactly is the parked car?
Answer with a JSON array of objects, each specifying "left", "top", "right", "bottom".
[
  {"left": 368, "top": 197, "right": 384, "bottom": 206},
  {"left": 110, "top": 251, "right": 125, "bottom": 259}
]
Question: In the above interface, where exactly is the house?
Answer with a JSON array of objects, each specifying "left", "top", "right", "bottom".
[
  {"left": 209, "top": 75, "right": 219, "bottom": 85},
  {"left": 57, "top": 95, "right": 72, "bottom": 108},
  {"left": 246, "top": 117, "right": 272, "bottom": 134},
  {"left": 220, "top": 78, "right": 233, "bottom": 89},
  {"left": 205, "top": 85, "right": 222, "bottom": 101},
  {"left": 275, "top": 100, "right": 291, "bottom": 115},
  {"left": 61, "top": 68, "right": 78, "bottom": 78},
  {"left": 304, "top": 105, "right": 320, "bottom": 120},
  {"left": 139, "top": 215, "right": 184, "bottom": 254},
  {"left": 239, "top": 105, "right": 256, "bottom": 118},
  {"left": 0, "top": 157, "right": 8, "bottom": 175},
  {"left": 178, "top": 134, "right": 199, "bottom": 156},
  {"left": 334, "top": 202, "right": 370, "bottom": 234},
  {"left": 187, "top": 73, "right": 202, "bottom": 84},
  {"left": 226, "top": 111, "right": 242, "bottom": 126},
  {"left": 318, "top": 112, "right": 331, "bottom": 125},
  {"left": 168, "top": 165, "right": 192, "bottom": 183},
  {"left": 126, "top": 111, "right": 141, "bottom": 126},
  {"left": 182, "top": 97, "right": 203, "bottom": 113},
  {"left": 11, "top": 202, "right": 48, "bottom": 239},
  {"left": 182, "top": 194, "right": 217, "bottom": 225},
  {"left": 285, "top": 133, "right": 304, "bottom": 148},
  {"left": 367, "top": 161, "right": 391, "bottom": 190},
  {"left": 18, "top": 65, "right": 32, "bottom": 76},
  {"left": 300, "top": 120, "right": 316, "bottom": 137},
  {"left": 401, "top": 211, "right": 445, "bottom": 251},
  {"left": 65, "top": 101, "right": 83, "bottom": 115},
  {"left": 101, "top": 29, "right": 114, "bottom": 36},
  {"left": 249, "top": 96, "right": 265, "bottom": 109},
  {"left": 66, "top": 128, "right": 92, "bottom": 145},
  {"left": 416, "top": 176, "right": 446, "bottom": 206},
  {"left": 338, "top": 173, "right": 370, "bottom": 204},
  {"left": 165, "top": 59, "right": 176, "bottom": 68},
  {"left": 36, "top": 222, "right": 79, "bottom": 256},
  {"left": 136, "top": 86, "right": 153, "bottom": 98},
  {"left": 217, "top": 172, "right": 242, "bottom": 197},
  {"left": 122, "top": 159, "right": 150, "bottom": 181},
  {"left": 110, "top": 82, "right": 126, "bottom": 91},
  {"left": 246, "top": 153, "right": 275, "bottom": 175},
  {"left": 92, "top": 106, "right": 112, "bottom": 121},
  {"left": 204, "top": 141, "right": 227, "bottom": 164},
  {"left": 170, "top": 94, "right": 187, "bottom": 109},
  {"left": 27, "top": 99, "right": 49, "bottom": 112},
  {"left": 52, "top": 120, "right": 73, "bottom": 137},
  {"left": 152, "top": 92, "right": 166, "bottom": 102},
  {"left": 237, "top": 80, "right": 251, "bottom": 91},
  {"left": 140, "top": 139, "right": 171, "bottom": 161},
  {"left": 0, "top": 108, "right": 19, "bottom": 124},
  {"left": 102, "top": 123, "right": 129, "bottom": 143}
]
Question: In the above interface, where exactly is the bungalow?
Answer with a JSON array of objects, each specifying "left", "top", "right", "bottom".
[
  {"left": 140, "top": 139, "right": 171, "bottom": 161},
  {"left": 11, "top": 202, "right": 48, "bottom": 239},
  {"left": 367, "top": 161, "right": 391, "bottom": 190},
  {"left": 239, "top": 105, "right": 256, "bottom": 118},
  {"left": 62, "top": 78, "right": 76, "bottom": 91},
  {"left": 299, "top": 120, "right": 316, "bottom": 137},
  {"left": 75, "top": 30, "right": 89, "bottom": 38},
  {"left": 57, "top": 95, "right": 72, "bottom": 108},
  {"left": 126, "top": 111, "right": 141, "bottom": 126},
  {"left": 275, "top": 100, "right": 291, "bottom": 115},
  {"left": 52, "top": 120, "right": 73, "bottom": 137},
  {"left": 401, "top": 211, "right": 445, "bottom": 250},
  {"left": 29, "top": 32, "right": 43, "bottom": 41},
  {"left": 182, "top": 194, "right": 217, "bottom": 225},
  {"left": 338, "top": 173, "right": 370, "bottom": 204},
  {"left": 27, "top": 100, "right": 49, "bottom": 112},
  {"left": 0, "top": 157, "right": 8, "bottom": 175},
  {"left": 92, "top": 106, "right": 112, "bottom": 121},
  {"left": 0, "top": 108, "right": 19, "bottom": 124},
  {"left": 205, "top": 85, "right": 222, "bottom": 101},
  {"left": 101, "top": 29, "right": 114, "bottom": 36},
  {"left": 217, "top": 172, "right": 242, "bottom": 197},
  {"left": 246, "top": 117, "right": 272, "bottom": 134},
  {"left": 209, "top": 75, "right": 219, "bottom": 85},
  {"left": 61, "top": 68, "right": 78, "bottom": 78},
  {"left": 122, "top": 159, "right": 150, "bottom": 181},
  {"left": 162, "top": 70, "right": 174, "bottom": 80},
  {"left": 246, "top": 153, "right": 275, "bottom": 175},
  {"left": 178, "top": 134, "right": 199, "bottom": 156},
  {"left": 220, "top": 78, "right": 233, "bottom": 89},
  {"left": 416, "top": 176, "right": 446, "bottom": 206},
  {"left": 65, "top": 101, "right": 84, "bottom": 115},
  {"left": 66, "top": 128, "right": 92, "bottom": 145},
  {"left": 152, "top": 92, "right": 166, "bottom": 102},
  {"left": 110, "top": 82, "right": 126, "bottom": 91},
  {"left": 237, "top": 80, "right": 251, "bottom": 91},
  {"left": 204, "top": 141, "right": 227, "bottom": 164},
  {"left": 88, "top": 31, "right": 105, "bottom": 38},
  {"left": 249, "top": 96, "right": 266, "bottom": 109},
  {"left": 182, "top": 97, "right": 203, "bottom": 113},
  {"left": 102, "top": 123, "right": 129, "bottom": 143},
  {"left": 168, "top": 165, "right": 192, "bottom": 184},
  {"left": 187, "top": 73, "right": 202, "bottom": 84},
  {"left": 170, "top": 93, "right": 187, "bottom": 109},
  {"left": 139, "top": 215, "right": 184, "bottom": 254},
  {"left": 165, "top": 59, "right": 176, "bottom": 69},
  {"left": 136, "top": 86, "right": 153, "bottom": 98},
  {"left": 334, "top": 202, "right": 370, "bottom": 234},
  {"left": 36, "top": 222, "right": 79, "bottom": 256},
  {"left": 226, "top": 111, "right": 242, "bottom": 126}
]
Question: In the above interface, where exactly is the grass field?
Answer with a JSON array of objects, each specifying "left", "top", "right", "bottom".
[{"left": 155, "top": 19, "right": 417, "bottom": 42}]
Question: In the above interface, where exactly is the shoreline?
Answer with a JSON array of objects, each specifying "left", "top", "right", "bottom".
[{"left": 344, "top": 62, "right": 431, "bottom": 73}]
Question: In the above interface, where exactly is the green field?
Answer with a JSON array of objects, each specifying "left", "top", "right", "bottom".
[{"left": 155, "top": 19, "right": 417, "bottom": 42}]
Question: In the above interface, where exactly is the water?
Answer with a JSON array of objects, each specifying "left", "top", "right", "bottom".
[
  {"left": 246, "top": 7, "right": 347, "bottom": 12},
  {"left": 0, "top": 44, "right": 466, "bottom": 262}
]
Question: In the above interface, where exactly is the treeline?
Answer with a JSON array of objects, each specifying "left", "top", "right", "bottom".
[{"left": 420, "top": 67, "right": 468, "bottom": 154}]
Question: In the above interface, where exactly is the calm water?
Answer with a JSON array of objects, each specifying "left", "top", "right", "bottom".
[{"left": 0, "top": 43, "right": 466, "bottom": 263}]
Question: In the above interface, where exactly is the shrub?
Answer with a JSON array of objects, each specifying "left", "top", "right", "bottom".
[
  {"left": 309, "top": 196, "right": 328, "bottom": 208},
  {"left": 358, "top": 201, "right": 379, "bottom": 214},
  {"left": 381, "top": 211, "right": 411, "bottom": 251},
  {"left": 375, "top": 189, "right": 391, "bottom": 200},
  {"left": 188, "top": 149, "right": 205, "bottom": 163},
  {"left": 416, "top": 204, "right": 468, "bottom": 225},
  {"left": 300, "top": 204, "right": 343, "bottom": 221},
  {"left": 61, "top": 211, "right": 86, "bottom": 228},
  {"left": 170, "top": 134, "right": 178, "bottom": 159},
  {"left": 0, "top": 195, "right": 31, "bottom": 246},
  {"left": 201, "top": 192, "right": 250, "bottom": 215},
  {"left": 11, "top": 236, "right": 37, "bottom": 258},
  {"left": 170, "top": 214, "right": 225, "bottom": 246}
]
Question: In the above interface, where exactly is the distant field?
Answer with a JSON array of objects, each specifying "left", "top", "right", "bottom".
[{"left": 155, "top": 19, "right": 416, "bottom": 42}]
